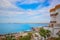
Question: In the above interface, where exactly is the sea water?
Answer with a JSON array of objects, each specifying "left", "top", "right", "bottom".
[{"left": 0, "top": 23, "right": 48, "bottom": 34}]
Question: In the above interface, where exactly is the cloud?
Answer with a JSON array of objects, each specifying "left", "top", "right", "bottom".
[
  {"left": 0, "top": 0, "right": 24, "bottom": 11},
  {"left": 0, "top": 0, "right": 15, "bottom": 8},
  {"left": 0, "top": 0, "right": 60, "bottom": 23},
  {"left": 0, "top": 10, "right": 24, "bottom": 17},
  {"left": 37, "top": 0, "right": 60, "bottom": 10},
  {"left": 0, "top": 9, "right": 50, "bottom": 23},
  {"left": 14, "top": 0, "right": 46, "bottom": 4}
]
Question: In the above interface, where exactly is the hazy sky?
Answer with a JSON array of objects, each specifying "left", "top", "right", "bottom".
[{"left": 0, "top": 0, "right": 60, "bottom": 23}]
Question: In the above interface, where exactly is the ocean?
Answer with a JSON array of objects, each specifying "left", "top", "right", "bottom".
[{"left": 0, "top": 23, "right": 48, "bottom": 34}]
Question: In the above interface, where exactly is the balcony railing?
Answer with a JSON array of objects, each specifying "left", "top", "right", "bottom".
[
  {"left": 50, "top": 13, "right": 58, "bottom": 16},
  {"left": 50, "top": 21, "right": 56, "bottom": 23},
  {"left": 49, "top": 24, "right": 54, "bottom": 27}
]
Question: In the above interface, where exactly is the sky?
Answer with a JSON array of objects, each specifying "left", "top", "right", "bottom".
[{"left": 0, "top": 0, "right": 60, "bottom": 23}]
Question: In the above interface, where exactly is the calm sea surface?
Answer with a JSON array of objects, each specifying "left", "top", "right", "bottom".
[{"left": 0, "top": 23, "right": 48, "bottom": 34}]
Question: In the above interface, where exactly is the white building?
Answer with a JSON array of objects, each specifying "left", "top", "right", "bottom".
[{"left": 49, "top": 4, "right": 60, "bottom": 37}]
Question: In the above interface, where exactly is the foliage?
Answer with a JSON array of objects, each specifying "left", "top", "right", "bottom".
[
  {"left": 39, "top": 28, "right": 51, "bottom": 38},
  {"left": 19, "top": 32, "right": 32, "bottom": 40},
  {"left": 56, "top": 31, "right": 60, "bottom": 37},
  {"left": 55, "top": 37, "right": 60, "bottom": 40},
  {"left": 6, "top": 35, "right": 16, "bottom": 40},
  {"left": 6, "top": 36, "right": 12, "bottom": 40},
  {"left": 50, "top": 37, "right": 60, "bottom": 40}
]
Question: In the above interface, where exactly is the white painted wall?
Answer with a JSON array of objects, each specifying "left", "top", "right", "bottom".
[
  {"left": 50, "top": 12, "right": 56, "bottom": 14},
  {"left": 43, "top": 26, "right": 60, "bottom": 37},
  {"left": 51, "top": 17, "right": 56, "bottom": 21},
  {"left": 43, "top": 27, "right": 54, "bottom": 37},
  {"left": 53, "top": 27, "right": 60, "bottom": 37},
  {"left": 49, "top": 8, "right": 60, "bottom": 37},
  {"left": 56, "top": 9, "right": 60, "bottom": 24}
]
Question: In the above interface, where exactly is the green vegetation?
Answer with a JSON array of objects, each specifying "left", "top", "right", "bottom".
[
  {"left": 56, "top": 31, "right": 60, "bottom": 37},
  {"left": 19, "top": 32, "right": 32, "bottom": 40},
  {"left": 6, "top": 36, "right": 12, "bottom": 40},
  {"left": 39, "top": 28, "right": 51, "bottom": 38},
  {"left": 39, "top": 28, "right": 51, "bottom": 40},
  {"left": 49, "top": 37, "right": 60, "bottom": 40},
  {"left": 55, "top": 37, "right": 60, "bottom": 40},
  {"left": 6, "top": 35, "right": 16, "bottom": 40}
]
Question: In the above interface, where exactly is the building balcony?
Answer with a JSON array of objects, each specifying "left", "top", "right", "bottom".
[
  {"left": 55, "top": 24, "right": 60, "bottom": 27},
  {"left": 50, "top": 13, "right": 58, "bottom": 16},
  {"left": 49, "top": 23, "right": 54, "bottom": 27},
  {"left": 50, "top": 21, "right": 56, "bottom": 23},
  {"left": 51, "top": 18, "right": 56, "bottom": 21}
]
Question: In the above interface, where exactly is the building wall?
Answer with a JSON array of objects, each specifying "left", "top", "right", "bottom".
[
  {"left": 56, "top": 9, "right": 60, "bottom": 24},
  {"left": 50, "top": 4, "right": 60, "bottom": 37},
  {"left": 51, "top": 16, "right": 56, "bottom": 21},
  {"left": 53, "top": 27, "right": 60, "bottom": 37}
]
